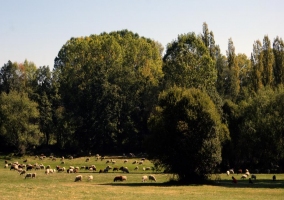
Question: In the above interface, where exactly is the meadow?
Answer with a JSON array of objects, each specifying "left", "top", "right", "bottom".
[{"left": 1, "top": 155, "right": 284, "bottom": 200}]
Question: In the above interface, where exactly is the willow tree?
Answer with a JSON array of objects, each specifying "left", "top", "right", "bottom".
[{"left": 54, "top": 30, "right": 163, "bottom": 153}]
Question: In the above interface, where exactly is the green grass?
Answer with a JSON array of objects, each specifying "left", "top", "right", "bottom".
[{"left": 1, "top": 156, "right": 284, "bottom": 200}]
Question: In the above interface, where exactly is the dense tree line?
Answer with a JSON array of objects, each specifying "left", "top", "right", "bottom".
[{"left": 1, "top": 24, "right": 284, "bottom": 183}]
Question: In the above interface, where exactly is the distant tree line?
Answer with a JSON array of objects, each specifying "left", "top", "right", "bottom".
[{"left": 1, "top": 24, "right": 284, "bottom": 183}]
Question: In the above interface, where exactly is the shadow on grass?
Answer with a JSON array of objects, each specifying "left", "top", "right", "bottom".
[{"left": 99, "top": 179, "right": 284, "bottom": 189}]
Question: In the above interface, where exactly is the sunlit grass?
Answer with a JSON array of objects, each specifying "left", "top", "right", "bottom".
[{"left": 1, "top": 156, "right": 284, "bottom": 200}]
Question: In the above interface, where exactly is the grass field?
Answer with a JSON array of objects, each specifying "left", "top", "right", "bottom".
[{"left": 1, "top": 155, "right": 284, "bottom": 200}]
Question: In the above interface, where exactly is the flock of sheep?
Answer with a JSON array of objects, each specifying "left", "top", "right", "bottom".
[
  {"left": 226, "top": 168, "right": 277, "bottom": 183},
  {"left": 4, "top": 155, "right": 157, "bottom": 183}
]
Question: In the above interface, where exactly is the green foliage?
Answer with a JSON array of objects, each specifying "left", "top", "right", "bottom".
[
  {"left": 147, "top": 87, "right": 228, "bottom": 183},
  {"left": 54, "top": 30, "right": 163, "bottom": 153},
  {"left": 163, "top": 32, "right": 216, "bottom": 90},
  {"left": 0, "top": 91, "right": 42, "bottom": 154}
]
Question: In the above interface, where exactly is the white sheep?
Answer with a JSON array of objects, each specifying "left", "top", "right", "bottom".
[
  {"left": 226, "top": 171, "right": 230, "bottom": 176},
  {"left": 74, "top": 175, "right": 83, "bottom": 182},
  {"left": 241, "top": 174, "right": 247, "bottom": 179},
  {"left": 87, "top": 175, "right": 93, "bottom": 181},
  {"left": 149, "top": 175, "right": 156, "bottom": 182},
  {"left": 229, "top": 169, "right": 234, "bottom": 174},
  {"left": 142, "top": 175, "right": 148, "bottom": 182}
]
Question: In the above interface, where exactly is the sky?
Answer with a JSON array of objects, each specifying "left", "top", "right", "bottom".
[{"left": 1, "top": 0, "right": 284, "bottom": 69}]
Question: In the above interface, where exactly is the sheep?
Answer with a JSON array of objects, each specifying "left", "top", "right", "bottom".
[
  {"left": 141, "top": 158, "right": 146, "bottom": 161},
  {"left": 226, "top": 171, "right": 230, "bottom": 176},
  {"left": 245, "top": 171, "right": 250, "bottom": 177},
  {"left": 241, "top": 174, "right": 248, "bottom": 179},
  {"left": 134, "top": 166, "right": 139, "bottom": 171},
  {"left": 119, "top": 166, "right": 129, "bottom": 173},
  {"left": 251, "top": 174, "right": 256, "bottom": 180},
  {"left": 32, "top": 173, "right": 36, "bottom": 178},
  {"left": 45, "top": 169, "right": 50, "bottom": 174},
  {"left": 232, "top": 176, "right": 237, "bottom": 184},
  {"left": 132, "top": 161, "right": 137, "bottom": 164},
  {"left": 57, "top": 167, "right": 65, "bottom": 172},
  {"left": 87, "top": 175, "right": 93, "bottom": 181},
  {"left": 25, "top": 173, "right": 32, "bottom": 179},
  {"left": 4, "top": 164, "right": 8, "bottom": 168},
  {"left": 113, "top": 175, "right": 127, "bottom": 182},
  {"left": 124, "top": 160, "right": 128, "bottom": 163},
  {"left": 229, "top": 169, "right": 234, "bottom": 174},
  {"left": 85, "top": 158, "right": 90, "bottom": 162},
  {"left": 113, "top": 167, "right": 119, "bottom": 172},
  {"left": 145, "top": 167, "right": 151, "bottom": 171},
  {"left": 149, "top": 175, "right": 156, "bottom": 182},
  {"left": 26, "top": 165, "right": 33, "bottom": 171},
  {"left": 74, "top": 175, "right": 83, "bottom": 182},
  {"left": 142, "top": 175, "right": 148, "bottom": 182},
  {"left": 20, "top": 170, "right": 26, "bottom": 175}
]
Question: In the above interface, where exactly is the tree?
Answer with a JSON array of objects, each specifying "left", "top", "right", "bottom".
[
  {"left": 273, "top": 36, "right": 284, "bottom": 85},
  {"left": 251, "top": 40, "right": 264, "bottom": 92},
  {"left": 146, "top": 87, "right": 229, "bottom": 183},
  {"left": 262, "top": 35, "right": 274, "bottom": 87},
  {"left": 0, "top": 91, "right": 42, "bottom": 154},
  {"left": 54, "top": 30, "right": 163, "bottom": 153},
  {"left": 163, "top": 32, "right": 216, "bottom": 90},
  {"left": 225, "top": 38, "right": 240, "bottom": 100}
]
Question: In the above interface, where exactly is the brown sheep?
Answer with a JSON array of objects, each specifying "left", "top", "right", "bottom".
[{"left": 113, "top": 175, "right": 127, "bottom": 182}]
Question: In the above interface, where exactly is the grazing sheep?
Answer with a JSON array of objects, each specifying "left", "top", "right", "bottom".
[
  {"left": 141, "top": 158, "right": 146, "bottom": 161},
  {"left": 132, "top": 161, "right": 137, "bottom": 164},
  {"left": 241, "top": 174, "right": 248, "bottom": 179},
  {"left": 138, "top": 161, "right": 144, "bottom": 165},
  {"left": 57, "top": 167, "right": 65, "bottom": 172},
  {"left": 149, "top": 175, "right": 156, "bottom": 182},
  {"left": 124, "top": 160, "right": 128, "bottom": 163},
  {"left": 32, "top": 173, "right": 36, "bottom": 178},
  {"left": 26, "top": 165, "right": 33, "bottom": 171},
  {"left": 20, "top": 170, "right": 26, "bottom": 175},
  {"left": 85, "top": 158, "right": 90, "bottom": 162},
  {"left": 45, "top": 169, "right": 50, "bottom": 174},
  {"left": 229, "top": 169, "right": 234, "bottom": 174},
  {"left": 4, "top": 164, "right": 8, "bottom": 168},
  {"left": 251, "top": 174, "right": 256, "bottom": 180},
  {"left": 134, "top": 166, "right": 139, "bottom": 170},
  {"left": 145, "top": 167, "right": 151, "bottom": 171},
  {"left": 113, "top": 167, "right": 119, "bottom": 172},
  {"left": 232, "top": 176, "right": 237, "bottom": 184},
  {"left": 143, "top": 167, "right": 145, "bottom": 171},
  {"left": 226, "top": 171, "right": 230, "bottom": 176},
  {"left": 99, "top": 169, "right": 103, "bottom": 173},
  {"left": 119, "top": 166, "right": 129, "bottom": 173},
  {"left": 25, "top": 173, "right": 32, "bottom": 179},
  {"left": 87, "top": 175, "right": 93, "bottom": 181},
  {"left": 74, "top": 175, "right": 83, "bottom": 182},
  {"left": 245, "top": 171, "right": 250, "bottom": 177},
  {"left": 142, "top": 175, "right": 148, "bottom": 182},
  {"left": 113, "top": 175, "right": 127, "bottom": 182},
  {"left": 23, "top": 159, "right": 27, "bottom": 163},
  {"left": 61, "top": 161, "right": 65, "bottom": 164}
]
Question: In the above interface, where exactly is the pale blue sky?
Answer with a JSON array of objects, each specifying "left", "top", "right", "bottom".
[{"left": 1, "top": 0, "right": 283, "bottom": 68}]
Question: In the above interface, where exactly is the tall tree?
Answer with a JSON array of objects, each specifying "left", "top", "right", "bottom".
[
  {"left": 262, "top": 35, "right": 274, "bottom": 87},
  {"left": 226, "top": 38, "right": 240, "bottom": 100},
  {"left": 273, "top": 36, "right": 284, "bottom": 85},
  {"left": 251, "top": 40, "right": 263, "bottom": 92}
]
